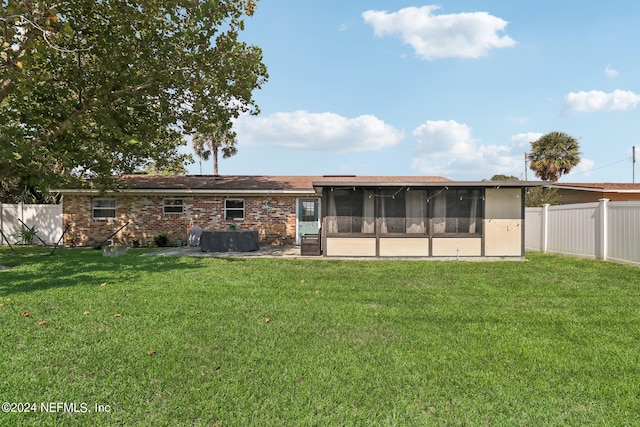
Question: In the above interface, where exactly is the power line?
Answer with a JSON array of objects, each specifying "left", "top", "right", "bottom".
[{"left": 566, "top": 156, "right": 632, "bottom": 177}]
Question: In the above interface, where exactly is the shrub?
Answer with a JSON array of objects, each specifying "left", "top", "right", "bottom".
[
  {"left": 13, "top": 226, "right": 37, "bottom": 245},
  {"left": 153, "top": 232, "right": 170, "bottom": 247}
]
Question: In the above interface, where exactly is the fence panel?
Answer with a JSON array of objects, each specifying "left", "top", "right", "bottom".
[
  {"left": 0, "top": 204, "right": 21, "bottom": 244},
  {"left": 607, "top": 202, "right": 640, "bottom": 265},
  {"left": 524, "top": 207, "right": 543, "bottom": 251},
  {"left": 0, "top": 203, "right": 62, "bottom": 245},
  {"left": 546, "top": 203, "right": 599, "bottom": 259},
  {"left": 525, "top": 200, "right": 640, "bottom": 266}
]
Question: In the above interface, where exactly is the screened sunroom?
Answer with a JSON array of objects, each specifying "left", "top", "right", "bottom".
[{"left": 314, "top": 178, "right": 529, "bottom": 258}]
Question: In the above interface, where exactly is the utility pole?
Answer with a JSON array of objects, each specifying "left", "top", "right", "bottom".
[
  {"left": 524, "top": 152, "right": 528, "bottom": 181},
  {"left": 633, "top": 146, "right": 637, "bottom": 183}
]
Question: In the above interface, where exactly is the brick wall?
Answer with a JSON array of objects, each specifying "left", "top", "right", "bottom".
[{"left": 62, "top": 194, "right": 299, "bottom": 246}]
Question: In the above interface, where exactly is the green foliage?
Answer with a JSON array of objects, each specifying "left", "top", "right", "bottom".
[
  {"left": 488, "top": 175, "right": 558, "bottom": 207},
  {"left": 0, "top": 0, "right": 268, "bottom": 195},
  {"left": 525, "top": 186, "right": 560, "bottom": 207},
  {"left": 1, "top": 248, "right": 639, "bottom": 425},
  {"left": 135, "top": 161, "right": 188, "bottom": 176},
  {"left": 153, "top": 232, "right": 169, "bottom": 247},
  {"left": 0, "top": 179, "right": 60, "bottom": 203},
  {"left": 528, "top": 131, "right": 581, "bottom": 181},
  {"left": 490, "top": 174, "right": 519, "bottom": 181},
  {"left": 192, "top": 122, "right": 238, "bottom": 175},
  {"left": 12, "top": 225, "right": 38, "bottom": 245}
]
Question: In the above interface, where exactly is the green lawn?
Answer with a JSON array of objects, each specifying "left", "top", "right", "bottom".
[{"left": 0, "top": 248, "right": 639, "bottom": 426}]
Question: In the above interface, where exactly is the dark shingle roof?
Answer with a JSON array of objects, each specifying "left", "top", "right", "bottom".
[
  {"left": 114, "top": 175, "right": 455, "bottom": 191},
  {"left": 116, "top": 175, "right": 318, "bottom": 191},
  {"left": 59, "top": 174, "right": 536, "bottom": 194}
]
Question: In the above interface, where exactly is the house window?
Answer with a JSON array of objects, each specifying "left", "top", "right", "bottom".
[
  {"left": 326, "top": 187, "right": 482, "bottom": 235},
  {"left": 92, "top": 198, "right": 116, "bottom": 219},
  {"left": 225, "top": 198, "right": 244, "bottom": 220},
  {"left": 432, "top": 189, "right": 482, "bottom": 234},
  {"left": 380, "top": 189, "right": 428, "bottom": 234},
  {"left": 326, "top": 189, "right": 373, "bottom": 234},
  {"left": 379, "top": 189, "right": 406, "bottom": 234},
  {"left": 300, "top": 200, "right": 318, "bottom": 222},
  {"left": 163, "top": 198, "right": 184, "bottom": 214},
  {"left": 405, "top": 190, "right": 428, "bottom": 233}
]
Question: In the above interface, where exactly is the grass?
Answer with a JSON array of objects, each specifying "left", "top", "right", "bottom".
[{"left": 0, "top": 247, "right": 639, "bottom": 426}]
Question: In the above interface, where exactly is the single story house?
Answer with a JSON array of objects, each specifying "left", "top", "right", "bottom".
[
  {"left": 58, "top": 175, "right": 318, "bottom": 247},
  {"left": 548, "top": 183, "right": 640, "bottom": 204},
  {"left": 58, "top": 175, "right": 538, "bottom": 258}
]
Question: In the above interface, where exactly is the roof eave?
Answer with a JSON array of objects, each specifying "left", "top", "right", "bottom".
[
  {"left": 549, "top": 184, "right": 640, "bottom": 193},
  {"left": 312, "top": 180, "right": 542, "bottom": 188},
  {"left": 57, "top": 188, "right": 318, "bottom": 196}
]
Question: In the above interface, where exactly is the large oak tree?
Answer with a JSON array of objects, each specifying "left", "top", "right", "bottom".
[{"left": 1, "top": 0, "right": 267, "bottom": 198}]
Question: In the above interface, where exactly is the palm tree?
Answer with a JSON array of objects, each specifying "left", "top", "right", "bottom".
[
  {"left": 192, "top": 124, "right": 237, "bottom": 176},
  {"left": 528, "top": 131, "right": 581, "bottom": 181}
]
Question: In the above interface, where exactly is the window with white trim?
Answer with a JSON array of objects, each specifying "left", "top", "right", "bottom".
[
  {"left": 92, "top": 198, "right": 116, "bottom": 219},
  {"left": 163, "top": 198, "right": 184, "bottom": 214},
  {"left": 225, "top": 198, "right": 244, "bottom": 220}
]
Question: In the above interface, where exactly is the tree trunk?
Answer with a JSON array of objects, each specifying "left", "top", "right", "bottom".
[{"left": 213, "top": 145, "right": 219, "bottom": 176}]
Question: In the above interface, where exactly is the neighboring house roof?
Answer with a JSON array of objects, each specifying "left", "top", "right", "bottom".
[
  {"left": 57, "top": 174, "right": 537, "bottom": 196},
  {"left": 549, "top": 182, "right": 640, "bottom": 193},
  {"left": 545, "top": 182, "right": 640, "bottom": 203}
]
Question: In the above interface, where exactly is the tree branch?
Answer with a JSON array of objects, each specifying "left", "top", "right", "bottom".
[
  {"left": 3, "top": 14, "right": 92, "bottom": 54},
  {"left": 109, "top": 77, "right": 157, "bottom": 98},
  {"left": 0, "top": 77, "right": 15, "bottom": 103},
  {"left": 32, "top": 76, "right": 159, "bottom": 147},
  {"left": 42, "top": 103, "right": 90, "bottom": 144}
]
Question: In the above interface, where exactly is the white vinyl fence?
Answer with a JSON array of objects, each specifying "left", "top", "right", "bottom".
[
  {"left": 0, "top": 203, "right": 62, "bottom": 246},
  {"left": 526, "top": 199, "right": 640, "bottom": 266}
]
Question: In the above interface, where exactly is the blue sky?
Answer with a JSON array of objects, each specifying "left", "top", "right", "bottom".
[{"left": 185, "top": 1, "right": 640, "bottom": 182}]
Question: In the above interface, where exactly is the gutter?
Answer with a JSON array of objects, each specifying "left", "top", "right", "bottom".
[
  {"left": 550, "top": 185, "right": 640, "bottom": 194},
  {"left": 312, "top": 180, "right": 543, "bottom": 188},
  {"left": 56, "top": 188, "right": 319, "bottom": 197}
]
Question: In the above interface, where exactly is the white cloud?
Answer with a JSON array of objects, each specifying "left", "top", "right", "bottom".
[
  {"left": 235, "top": 110, "right": 404, "bottom": 153},
  {"left": 511, "top": 132, "right": 543, "bottom": 148},
  {"left": 411, "top": 120, "right": 526, "bottom": 179},
  {"left": 564, "top": 90, "right": 640, "bottom": 113},
  {"left": 605, "top": 65, "right": 619, "bottom": 78},
  {"left": 362, "top": 5, "right": 516, "bottom": 60},
  {"left": 413, "top": 120, "right": 478, "bottom": 155},
  {"left": 563, "top": 158, "right": 595, "bottom": 178}
]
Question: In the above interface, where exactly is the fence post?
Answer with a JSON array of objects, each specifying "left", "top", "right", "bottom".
[
  {"left": 599, "top": 198, "right": 609, "bottom": 261},
  {"left": 542, "top": 203, "right": 550, "bottom": 253}
]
